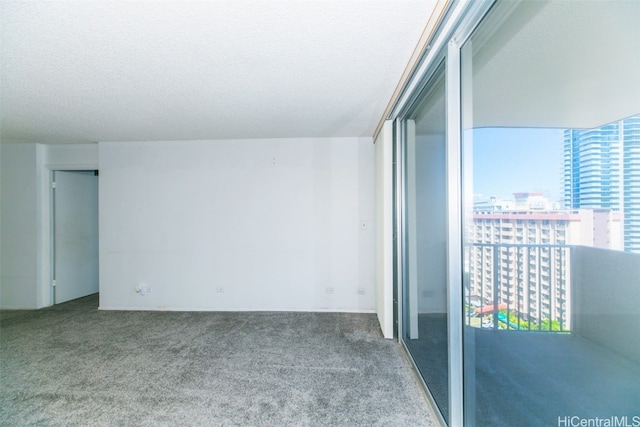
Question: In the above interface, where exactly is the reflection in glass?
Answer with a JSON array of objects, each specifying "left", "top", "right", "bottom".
[
  {"left": 461, "top": 1, "right": 640, "bottom": 425},
  {"left": 402, "top": 63, "right": 449, "bottom": 423}
]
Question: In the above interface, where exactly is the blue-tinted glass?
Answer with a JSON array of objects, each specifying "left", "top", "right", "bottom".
[
  {"left": 461, "top": 1, "right": 640, "bottom": 425},
  {"left": 402, "top": 64, "right": 449, "bottom": 422}
]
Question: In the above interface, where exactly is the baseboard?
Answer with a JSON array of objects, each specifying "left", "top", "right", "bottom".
[{"left": 98, "top": 306, "right": 376, "bottom": 314}]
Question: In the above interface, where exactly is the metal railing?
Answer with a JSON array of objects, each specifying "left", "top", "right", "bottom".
[{"left": 465, "top": 243, "right": 571, "bottom": 332}]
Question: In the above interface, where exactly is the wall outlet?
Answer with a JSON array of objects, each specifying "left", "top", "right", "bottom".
[
  {"left": 357, "top": 288, "right": 366, "bottom": 295},
  {"left": 136, "top": 283, "right": 151, "bottom": 296},
  {"left": 326, "top": 287, "right": 335, "bottom": 294}
]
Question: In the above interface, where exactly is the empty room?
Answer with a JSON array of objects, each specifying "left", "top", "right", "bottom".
[{"left": 2, "top": 0, "right": 639, "bottom": 426}]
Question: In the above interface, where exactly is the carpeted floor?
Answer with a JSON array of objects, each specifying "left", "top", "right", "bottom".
[{"left": 0, "top": 294, "right": 437, "bottom": 426}]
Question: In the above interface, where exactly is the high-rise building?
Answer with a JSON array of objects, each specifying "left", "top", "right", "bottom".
[
  {"left": 468, "top": 205, "right": 622, "bottom": 330},
  {"left": 564, "top": 115, "right": 640, "bottom": 253}
]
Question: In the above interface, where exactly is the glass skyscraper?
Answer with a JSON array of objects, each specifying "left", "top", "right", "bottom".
[{"left": 564, "top": 115, "right": 640, "bottom": 253}]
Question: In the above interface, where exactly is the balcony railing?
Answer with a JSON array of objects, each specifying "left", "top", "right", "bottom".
[
  {"left": 465, "top": 243, "right": 571, "bottom": 332},
  {"left": 466, "top": 243, "right": 640, "bottom": 361}
]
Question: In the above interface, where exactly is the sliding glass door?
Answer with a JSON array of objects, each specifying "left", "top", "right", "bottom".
[
  {"left": 460, "top": 1, "right": 640, "bottom": 425},
  {"left": 394, "top": 0, "right": 640, "bottom": 425},
  {"left": 400, "top": 63, "right": 449, "bottom": 423}
]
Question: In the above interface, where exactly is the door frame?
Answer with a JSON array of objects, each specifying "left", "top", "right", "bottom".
[
  {"left": 40, "top": 163, "right": 99, "bottom": 307},
  {"left": 51, "top": 169, "right": 99, "bottom": 304},
  {"left": 387, "top": 0, "right": 495, "bottom": 424}
]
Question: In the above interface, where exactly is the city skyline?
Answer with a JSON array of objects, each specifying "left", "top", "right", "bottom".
[
  {"left": 564, "top": 115, "right": 640, "bottom": 253},
  {"left": 472, "top": 115, "right": 640, "bottom": 253}
]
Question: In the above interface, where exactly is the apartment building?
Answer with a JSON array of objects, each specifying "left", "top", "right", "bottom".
[{"left": 469, "top": 203, "right": 622, "bottom": 329}]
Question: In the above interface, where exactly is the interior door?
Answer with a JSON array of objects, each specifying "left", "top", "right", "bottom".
[{"left": 53, "top": 170, "right": 99, "bottom": 303}]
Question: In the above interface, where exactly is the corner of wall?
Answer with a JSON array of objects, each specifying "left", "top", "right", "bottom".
[
  {"left": 375, "top": 121, "right": 395, "bottom": 339},
  {"left": 36, "top": 144, "right": 50, "bottom": 308},
  {"left": 0, "top": 143, "right": 3, "bottom": 307},
  {"left": 0, "top": 142, "right": 39, "bottom": 309}
]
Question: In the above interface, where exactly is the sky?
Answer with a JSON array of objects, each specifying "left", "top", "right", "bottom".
[{"left": 470, "top": 127, "right": 565, "bottom": 203}]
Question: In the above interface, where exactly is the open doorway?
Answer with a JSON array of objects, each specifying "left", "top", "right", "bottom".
[{"left": 52, "top": 170, "right": 99, "bottom": 304}]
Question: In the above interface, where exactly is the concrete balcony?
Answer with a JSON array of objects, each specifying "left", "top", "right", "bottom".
[{"left": 406, "top": 245, "right": 640, "bottom": 425}]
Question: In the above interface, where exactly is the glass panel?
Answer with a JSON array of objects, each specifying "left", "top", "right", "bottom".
[
  {"left": 402, "top": 63, "right": 449, "bottom": 423},
  {"left": 461, "top": 1, "right": 640, "bottom": 425}
]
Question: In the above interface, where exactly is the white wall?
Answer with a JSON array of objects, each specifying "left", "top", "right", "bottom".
[
  {"left": 416, "top": 133, "right": 447, "bottom": 313},
  {"left": 572, "top": 246, "right": 640, "bottom": 362},
  {"left": 0, "top": 143, "right": 42, "bottom": 308},
  {"left": 0, "top": 144, "right": 2, "bottom": 306},
  {"left": 0, "top": 142, "right": 100, "bottom": 309},
  {"left": 99, "top": 137, "right": 375, "bottom": 311},
  {"left": 47, "top": 144, "right": 99, "bottom": 169},
  {"left": 375, "top": 122, "right": 394, "bottom": 338}
]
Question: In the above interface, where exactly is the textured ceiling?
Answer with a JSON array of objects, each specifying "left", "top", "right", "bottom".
[{"left": 0, "top": 1, "right": 437, "bottom": 144}]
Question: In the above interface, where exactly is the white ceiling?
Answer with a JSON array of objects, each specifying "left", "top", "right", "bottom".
[
  {"left": 412, "top": 0, "right": 640, "bottom": 137},
  {"left": 471, "top": 0, "right": 640, "bottom": 130},
  {"left": 0, "top": 0, "right": 438, "bottom": 144}
]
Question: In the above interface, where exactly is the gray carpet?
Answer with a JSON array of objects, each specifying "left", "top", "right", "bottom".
[{"left": 0, "top": 294, "right": 437, "bottom": 426}]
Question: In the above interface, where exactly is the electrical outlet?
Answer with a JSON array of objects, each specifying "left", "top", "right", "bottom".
[
  {"left": 357, "top": 288, "right": 365, "bottom": 295},
  {"left": 326, "top": 287, "right": 335, "bottom": 294},
  {"left": 136, "top": 283, "right": 151, "bottom": 296}
]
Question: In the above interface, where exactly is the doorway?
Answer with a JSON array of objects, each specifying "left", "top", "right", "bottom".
[{"left": 52, "top": 170, "right": 99, "bottom": 304}]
